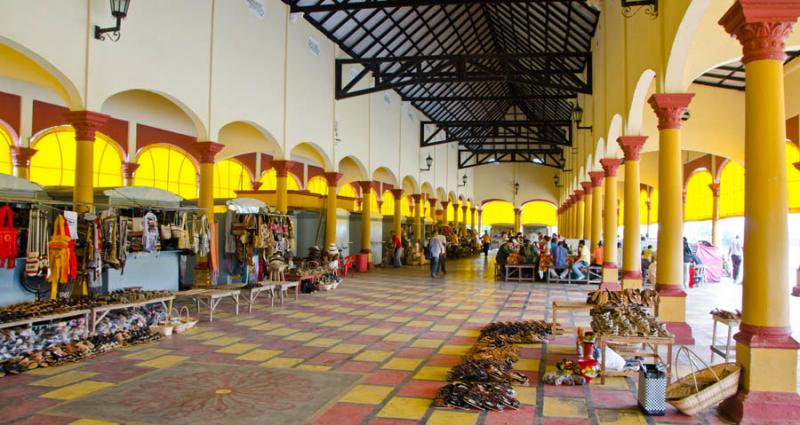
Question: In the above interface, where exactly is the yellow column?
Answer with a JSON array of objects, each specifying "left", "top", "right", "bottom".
[
  {"left": 599, "top": 159, "right": 622, "bottom": 290},
  {"left": 719, "top": 4, "right": 800, "bottom": 419},
  {"left": 589, "top": 172, "right": 604, "bottom": 252},
  {"left": 273, "top": 160, "right": 295, "bottom": 214},
  {"left": 193, "top": 142, "right": 224, "bottom": 223},
  {"left": 513, "top": 208, "right": 521, "bottom": 233},
  {"left": 565, "top": 197, "right": 573, "bottom": 237},
  {"left": 477, "top": 208, "right": 483, "bottom": 232},
  {"left": 440, "top": 200, "right": 450, "bottom": 227},
  {"left": 10, "top": 146, "right": 36, "bottom": 180},
  {"left": 581, "top": 182, "right": 593, "bottom": 242},
  {"left": 324, "top": 172, "right": 343, "bottom": 248},
  {"left": 462, "top": 205, "right": 469, "bottom": 234},
  {"left": 645, "top": 186, "right": 652, "bottom": 239},
  {"left": 709, "top": 183, "right": 721, "bottom": 247},
  {"left": 392, "top": 189, "right": 403, "bottom": 238},
  {"left": 618, "top": 136, "right": 648, "bottom": 289},
  {"left": 357, "top": 181, "right": 374, "bottom": 258},
  {"left": 427, "top": 197, "right": 438, "bottom": 229},
  {"left": 649, "top": 93, "right": 695, "bottom": 344},
  {"left": 412, "top": 194, "right": 423, "bottom": 244},
  {"left": 121, "top": 162, "right": 139, "bottom": 187},
  {"left": 575, "top": 190, "right": 585, "bottom": 240},
  {"left": 452, "top": 202, "right": 460, "bottom": 230},
  {"left": 65, "top": 111, "right": 110, "bottom": 212}
]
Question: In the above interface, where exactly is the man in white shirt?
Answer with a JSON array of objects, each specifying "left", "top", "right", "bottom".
[
  {"left": 428, "top": 231, "right": 445, "bottom": 278},
  {"left": 728, "top": 235, "right": 743, "bottom": 283},
  {"left": 571, "top": 240, "right": 591, "bottom": 280},
  {"left": 436, "top": 231, "right": 448, "bottom": 275}
]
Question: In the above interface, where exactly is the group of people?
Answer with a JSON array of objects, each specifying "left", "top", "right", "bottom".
[{"left": 489, "top": 232, "right": 595, "bottom": 281}]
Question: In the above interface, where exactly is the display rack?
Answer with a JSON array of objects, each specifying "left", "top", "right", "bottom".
[
  {"left": 597, "top": 333, "right": 675, "bottom": 385},
  {"left": 0, "top": 309, "right": 92, "bottom": 338},
  {"left": 89, "top": 295, "right": 176, "bottom": 334},
  {"left": 550, "top": 300, "right": 592, "bottom": 334},
  {"left": 175, "top": 288, "right": 241, "bottom": 322}
]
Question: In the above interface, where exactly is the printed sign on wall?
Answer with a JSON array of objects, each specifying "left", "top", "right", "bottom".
[{"left": 246, "top": 0, "right": 266, "bottom": 19}]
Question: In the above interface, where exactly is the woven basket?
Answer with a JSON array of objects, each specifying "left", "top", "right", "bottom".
[
  {"left": 665, "top": 346, "right": 740, "bottom": 416},
  {"left": 171, "top": 307, "right": 198, "bottom": 334}
]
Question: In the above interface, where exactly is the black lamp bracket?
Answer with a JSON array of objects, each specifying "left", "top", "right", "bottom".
[
  {"left": 95, "top": 15, "right": 123, "bottom": 41},
  {"left": 622, "top": 1, "right": 658, "bottom": 19}
]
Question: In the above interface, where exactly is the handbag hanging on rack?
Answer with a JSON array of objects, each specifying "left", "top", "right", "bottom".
[
  {"left": 0, "top": 205, "right": 18, "bottom": 269},
  {"left": 47, "top": 215, "right": 73, "bottom": 299}
]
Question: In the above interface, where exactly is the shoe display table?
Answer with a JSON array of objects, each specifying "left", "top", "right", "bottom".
[
  {"left": 176, "top": 288, "right": 241, "bottom": 322},
  {"left": 89, "top": 296, "right": 175, "bottom": 335},
  {"left": 243, "top": 284, "right": 277, "bottom": 311},
  {"left": 597, "top": 334, "right": 675, "bottom": 385},
  {"left": 549, "top": 300, "right": 592, "bottom": 335},
  {"left": 0, "top": 309, "right": 92, "bottom": 338},
  {"left": 710, "top": 314, "right": 739, "bottom": 362}
]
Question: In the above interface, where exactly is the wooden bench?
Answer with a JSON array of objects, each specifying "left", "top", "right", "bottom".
[
  {"left": 176, "top": 288, "right": 241, "bottom": 322},
  {"left": 242, "top": 284, "right": 277, "bottom": 311},
  {"left": 503, "top": 264, "right": 537, "bottom": 282},
  {"left": 548, "top": 265, "right": 602, "bottom": 285}
]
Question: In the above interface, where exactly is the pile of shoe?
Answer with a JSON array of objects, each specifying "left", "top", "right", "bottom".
[
  {"left": 590, "top": 304, "right": 670, "bottom": 337},
  {"left": 710, "top": 308, "right": 741, "bottom": 321},
  {"left": 92, "top": 305, "right": 165, "bottom": 353},
  {"left": 587, "top": 289, "right": 659, "bottom": 308},
  {"left": 434, "top": 320, "right": 552, "bottom": 412},
  {"left": 0, "top": 298, "right": 98, "bottom": 324},
  {"left": 0, "top": 339, "right": 97, "bottom": 376},
  {"left": 92, "top": 288, "right": 173, "bottom": 305}
]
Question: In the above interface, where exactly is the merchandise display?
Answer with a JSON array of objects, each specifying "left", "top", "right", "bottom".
[
  {"left": 590, "top": 304, "right": 670, "bottom": 337},
  {"left": 709, "top": 308, "right": 741, "bottom": 321},
  {"left": 587, "top": 288, "right": 659, "bottom": 308},
  {"left": 434, "top": 320, "right": 552, "bottom": 412},
  {"left": 0, "top": 298, "right": 97, "bottom": 324}
]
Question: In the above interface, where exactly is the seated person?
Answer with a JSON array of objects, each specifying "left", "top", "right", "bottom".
[
  {"left": 592, "top": 241, "right": 604, "bottom": 266},
  {"left": 641, "top": 244, "right": 654, "bottom": 271},
  {"left": 571, "top": 240, "right": 591, "bottom": 280},
  {"left": 552, "top": 241, "right": 569, "bottom": 279},
  {"left": 519, "top": 238, "right": 538, "bottom": 265},
  {"left": 495, "top": 240, "right": 513, "bottom": 275}
]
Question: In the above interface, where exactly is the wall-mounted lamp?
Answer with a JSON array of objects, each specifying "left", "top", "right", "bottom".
[
  {"left": 572, "top": 103, "right": 592, "bottom": 131},
  {"left": 95, "top": 0, "right": 131, "bottom": 41},
  {"left": 458, "top": 174, "right": 467, "bottom": 187},
  {"left": 553, "top": 174, "right": 563, "bottom": 188},
  {"left": 420, "top": 154, "right": 433, "bottom": 172},
  {"left": 621, "top": 0, "right": 658, "bottom": 18},
  {"left": 513, "top": 181, "right": 520, "bottom": 196}
]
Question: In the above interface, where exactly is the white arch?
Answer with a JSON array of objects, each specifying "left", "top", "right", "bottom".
[
  {"left": 606, "top": 115, "right": 623, "bottom": 158},
  {"left": 664, "top": 0, "right": 712, "bottom": 92},
  {"left": 101, "top": 89, "right": 208, "bottom": 141},
  {"left": 627, "top": 69, "right": 657, "bottom": 135},
  {"left": 217, "top": 120, "right": 283, "bottom": 160},
  {"left": 593, "top": 138, "right": 605, "bottom": 169}
]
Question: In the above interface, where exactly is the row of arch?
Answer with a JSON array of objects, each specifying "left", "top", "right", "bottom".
[{"left": 481, "top": 200, "right": 557, "bottom": 228}]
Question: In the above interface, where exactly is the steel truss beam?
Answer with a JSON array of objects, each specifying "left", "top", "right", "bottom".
[
  {"left": 336, "top": 52, "right": 591, "bottom": 99},
  {"left": 458, "top": 148, "right": 565, "bottom": 169},
  {"left": 289, "top": 0, "right": 590, "bottom": 13},
  {"left": 421, "top": 120, "right": 572, "bottom": 148}
]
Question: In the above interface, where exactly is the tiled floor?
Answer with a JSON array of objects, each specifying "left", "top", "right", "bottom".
[{"left": 3, "top": 256, "right": 796, "bottom": 424}]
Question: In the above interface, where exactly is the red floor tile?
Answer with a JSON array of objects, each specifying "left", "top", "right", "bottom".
[
  {"left": 539, "top": 419, "right": 590, "bottom": 425},
  {"left": 397, "top": 380, "right": 444, "bottom": 398},
  {"left": 589, "top": 389, "right": 638, "bottom": 408},
  {"left": 447, "top": 336, "right": 477, "bottom": 345},
  {"left": 308, "top": 352, "right": 352, "bottom": 366},
  {"left": 542, "top": 384, "right": 586, "bottom": 398},
  {"left": 367, "top": 419, "right": 419, "bottom": 425},
  {"left": 484, "top": 405, "right": 536, "bottom": 425},
  {"left": 313, "top": 403, "right": 375, "bottom": 425},
  {"left": 10, "top": 415, "right": 74, "bottom": 425},
  {"left": 398, "top": 348, "right": 434, "bottom": 358},
  {"left": 364, "top": 370, "right": 411, "bottom": 385},
  {"left": 336, "top": 361, "right": 379, "bottom": 373},
  {"left": 426, "top": 354, "right": 462, "bottom": 367}
]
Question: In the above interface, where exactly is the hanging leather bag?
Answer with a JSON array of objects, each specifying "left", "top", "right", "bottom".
[{"left": 0, "top": 205, "right": 18, "bottom": 268}]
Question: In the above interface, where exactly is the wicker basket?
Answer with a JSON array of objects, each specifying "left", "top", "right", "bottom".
[
  {"left": 171, "top": 307, "right": 198, "bottom": 334},
  {"left": 665, "top": 346, "right": 740, "bottom": 416}
]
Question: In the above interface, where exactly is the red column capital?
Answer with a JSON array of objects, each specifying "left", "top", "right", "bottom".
[
  {"left": 589, "top": 171, "right": 605, "bottom": 187},
  {"left": 121, "top": 162, "right": 140, "bottom": 179},
  {"left": 192, "top": 141, "right": 224, "bottom": 164},
  {"left": 411, "top": 193, "right": 422, "bottom": 203},
  {"left": 461, "top": 205, "right": 468, "bottom": 213},
  {"left": 440, "top": 200, "right": 450, "bottom": 209},
  {"left": 323, "top": 172, "right": 343, "bottom": 187},
  {"left": 709, "top": 183, "right": 721, "bottom": 197},
  {"left": 273, "top": 160, "right": 297, "bottom": 178},
  {"left": 648, "top": 93, "right": 694, "bottom": 131},
  {"left": 10, "top": 146, "right": 37, "bottom": 167},
  {"left": 580, "top": 181, "right": 593, "bottom": 194},
  {"left": 720, "top": 0, "right": 800, "bottom": 64},
  {"left": 427, "top": 197, "right": 438, "bottom": 210},
  {"left": 355, "top": 180, "right": 376, "bottom": 193},
  {"left": 470, "top": 207, "right": 476, "bottom": 213},
  {"left": 617, "top": 135, "right": 648, "bottom": 161},
  {"left": 391, "top": 188, "right": 404, "bottom": 200},
  {"left": 513, "top": 208, "right": 521, "bottom": 215},
  {"left": 251, "top": 181, "right": 263, "bottom": 191},
  {"left": 64, "top": 110, "right": 110, "bottom": 141},
  {"left": 575, "top": 190, "right": 584, "bottom": 201},
  {"left": 599, "top": 158, "right": 623, "bottom": 178}
]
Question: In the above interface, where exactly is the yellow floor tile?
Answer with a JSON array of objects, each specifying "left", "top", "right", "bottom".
[
  {"left": 235, "top": 319, "right": 266, "bottom": 327},
  {"left": 548, "top": 344, "right": 577, "bottom": 354},
  {"left": 123, "top": 348, "right": 174, "bottom": 360},
  {"left": 266, "top": 328, "right": 299, "bottom": 336},
  {"left": 69, "top": 419, "right": 119, "bottom": 425},
  {"left": 349, "top": 310, "right": 372, "bottom": 316},
  {"left": 414, "top": 366, "right": 450, "bottom": 381},
  {"left": 203, "top": 336, "right": 244, "bottom": 346},
  {"left": 259, "top": 357, "right": 303, "bottom": 368},
  {"left": 353, "top": 350, "right": 392, "bottom": 362},
  {"left": 371, "top": 302, "right": 391, "bottom": 307},
  {"left": 31, "top": 371, "right": 97, "bottom": 387},
  {"left": 333, "top": 307, "right": 355, "bottom": 313},
  {"left": 467, "top": 317, "right": 487, "bottom": 324},
  {"left": 411, "top": 339, "right": 443, "bottom": 349},
  {"left": 25, "top": 363, "right": 82, "bottom": 376},
  {"left": 339, "top": 384, "right": 394, "bottom": 405},
  {"left": 305, "top": 338, "right": 341, "bottom": 348},
  {"left": 405, "top": 307, "right": 427, "bottom": 313},
  {"left": 328, "top": 343, "right": 366, "bottom": 354},
  {"left": 438, "top": 345, "right": 471, "bottom": 356},
  {"left": 290, "top": 312, "right": 314, "bottom": 318},
  {"left": 431, "top": 325, "right": 457, "bottom": 332},
  {"left": 236, "top": 349, "right": 283, "bottom": 361},
  {"left": 382, "top": 357, "right": 422, "bottom": 371},
  {"left": 340, "top": 324, "right": 369, "bottom": 332},
  {"left": 215, "top": 343, "right": 260, "bottom": 354},
  {"left": 284, "top": 332, "right": 321, "bottom": 342},
  {"left": 516, "top": 387, "right": 537, "bottom": 405},
  {"left": 542, "top": 397, "right": 588, "bottom": 418},
  {"left": 367, "top": 313, "right": 390, "bottom": 319},
  {"left": 361, "top": 327, "right": 393, "bottom": 336},
  {"left": 251, "top": 322, "right": 282, "bottom": 331},
  {"left": 187, "top": 331, "right": 225, "bottom": 340},
  {"left": 303, "top": 316, "right": 329, "bottom": 323},
  {"left": 426, "top": 410, "right": 478, "bottom": 425},
  {"left": 136, "top": 355, "right": 190, "bottom": 369},
  {"left": 594, "top": 376, "right": 630, "bottom": 390},
  {"left": 383, "top": 333, "right": 414, "bottom": 342},
  {"left": 455, "top": 329, "right": 481, "bottom": 337},
  {"left": 296, "top": 364, "right": 331, "bottom": 371},
  {"left": 320, "top": 319, "right": 350, "bottom": 327},
  {"left": 386, "top": 316, "right": 412, "bottom": 323},
  {"left": 41, "top": 381, "right": 114, "bottom": 400},
  {"left": 426, "top": 310, "right": 448, "bottom": 316},
  {"left": 596, "top": 409, "right": 648, "bottom": 425},
  {"left": 514, "top": 359, "right": 540, "bottom": 371},
  {"left": 407, "top": 320, "right": 434, "bottom": 328},
  {"left": 377, "top": 397, "right": 431, "bottom": 420}
]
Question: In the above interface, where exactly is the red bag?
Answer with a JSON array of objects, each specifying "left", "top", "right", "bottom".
[{"left": 0, "top": 206, "right": 18, "bottom": 268}]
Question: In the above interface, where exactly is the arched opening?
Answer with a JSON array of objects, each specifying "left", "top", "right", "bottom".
[
  {"left": 380, "top": 190, "right": 395, "bottom": 216},
  {"left": 480, "top": 200, "right": 515, "bottom": 233},
  {"left": 291, "top": 142, "right": 330, "bottom": 170},
  {"left": 133, "top": 144, "right": 197, "bottom": 199},
  {"left": 307, "top": 176, "right": 329, "bottom": 196},
  {"left": 259, "top": 168, "right": 301, "bottom": 191},
  {"left": 213, "top": 159, "right": 252, "bottom": 199},
  {"left": 31, "top": 127, "right": 124, "bottom": 188},
  {"left": 685, "top": 170, "right": 713, "bottom": 221},
  {"left": 0, "top": 125, "right": 13, "bottom": 175},
  {"left": 521, "top": 201, "right": 556, "bottom": 228},
  {"left": 720, "top": 160, "right": 745, "bottom": 219},
  {"left": 787, "top": 142, "right": 800, "bottom": 212}
]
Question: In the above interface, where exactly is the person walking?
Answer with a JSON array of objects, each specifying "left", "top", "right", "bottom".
[
  {"left": 728, "top": 235, "right": 743, "bottom": 283},
  {"left": 428, "top": 230, "right": 444, "bottom": 278},
  {"left": 391, "top": 231, "right": 403, "bottom": 267},
  {"left": 481, "top": 231, "right": 491, "bottom": 258},
  {"left": 437, "top": 231, "right": 448, "bottom": 275}
]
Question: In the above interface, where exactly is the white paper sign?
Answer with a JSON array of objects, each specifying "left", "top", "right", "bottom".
[{"left": 246, "top": 0, "right": 265, "bottom": 19}]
